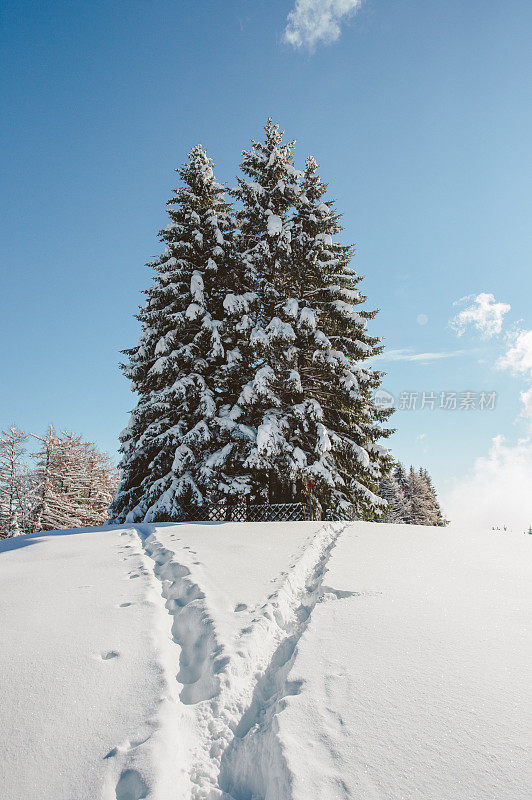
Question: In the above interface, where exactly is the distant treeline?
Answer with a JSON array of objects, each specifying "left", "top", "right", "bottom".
[
  {"left": 0, "top": 426, "right": 118, "bottom": 538},
  {"left": 379, "top": 463, "right": 448, "bottom": 526}
]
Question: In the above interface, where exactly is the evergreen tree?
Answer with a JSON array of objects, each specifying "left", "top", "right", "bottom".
[
  {"left": 418, "top": 467, "right": 447, "bottom": 526},
  {"left": 405, "top": 466, "right": 431, "bottom": 524},
  {"left": 284, "top": 155, "right": 393, "bottom": 516},
  {"left": 379, "top": 475, "right": 406, "bottom": 523},
  {"left": 217, "top": 122, "right": 393, "bottom": 516},
  {"left": 378, "top": 462, "right": 447, "bottom": 526},
  {"left": 390, "top": 462, "right": 409, "bottom": 522},
  {"left": 110, "top": 122, "right": 394, "bottom": 521},
  {"left": 109, "top": 145, "right": 241, "bottom": 522},
  {"left": 221, "top": 119, "right": 305, "bottom": 504},
  {"left": 393, "top": 462, "right": 409, "bottom": 497}
]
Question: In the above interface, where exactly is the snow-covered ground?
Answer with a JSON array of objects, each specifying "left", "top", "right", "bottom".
[{"left": 0, "top": 521, "right": 529, "bottom": 800}]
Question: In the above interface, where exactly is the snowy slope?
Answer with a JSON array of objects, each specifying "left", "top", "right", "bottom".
[
  {"left": 273, "top": 524, "right": 530, "bottom": 800},
  {"left": 0, "top": 522, "right": 529, "bottom": 800}
]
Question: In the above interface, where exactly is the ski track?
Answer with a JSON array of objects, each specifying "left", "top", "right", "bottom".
[{"left": 130, "top": 521, "right": 352, "bottom": 800}]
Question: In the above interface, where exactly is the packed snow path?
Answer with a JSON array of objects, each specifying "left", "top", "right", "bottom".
[{"left": 0, "top": 522, "right": 529, "bottom": 800}]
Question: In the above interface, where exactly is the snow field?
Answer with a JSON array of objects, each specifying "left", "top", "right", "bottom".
[
  {"left": 278, "top": 523, "right": 531, "bottom": 800},
  {"left": 0, "top": 521, "right": 530, "bottom": 800},
  {"left": 0, "top": 527, "right": 188, "bottom": 800}
]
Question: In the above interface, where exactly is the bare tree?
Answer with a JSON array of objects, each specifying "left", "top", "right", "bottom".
[
  {"left": 0, "top": 426, "right": 28, "bottom": 537},
  {"left": 32, "top": 427, "right": 117, "bottom": 531}
]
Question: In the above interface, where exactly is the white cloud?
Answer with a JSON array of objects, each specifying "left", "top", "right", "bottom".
[
  {"left": 373, "top": 348, "right": 471, "bottom": 363},
  {"left": 497, "top": 329, "right": 532, "bottom": 376},
  {"left": 520, "top": 387, "right": 532, "bottom": 418},
  {"left": 497, "top": 328, "right": 532, "bottom": 419},
  {"left": 283, "top": 0, "right": 363, "bottom": 50},
  {"left": 443, "top": 435, "right": 532, "bottom": 531},
  {"left": 451, "top": 293, "right": 511, "bottom": 338}
]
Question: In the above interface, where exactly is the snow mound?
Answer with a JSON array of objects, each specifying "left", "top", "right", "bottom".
[{"left": 0, "top": 521, "right": 529, "bottom": 800}]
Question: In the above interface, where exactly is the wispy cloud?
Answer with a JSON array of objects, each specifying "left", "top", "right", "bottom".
[
  {"left": 450, "top": 293, "right": 511, "bottom": 338},
  {"left": 497, "top": 327, "right": 532, "bottom": 420},
  {"left": 283, "top": 0, "right": 364, "bottom": 50},
  {"left": 373, "top": 348, "right": 471, "bottom": 363}
]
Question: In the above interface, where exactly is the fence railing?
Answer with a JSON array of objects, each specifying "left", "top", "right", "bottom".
[
  {"left": 324, "top": 508, "right": 359, "bottom": 522},
  {"left": 176, "top": 501, "right": 309, "bottom": 523}
]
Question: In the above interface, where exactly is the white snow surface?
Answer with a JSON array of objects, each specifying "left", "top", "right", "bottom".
[{"left": 0, "top": 521, "right": 529, "bottom": 800}]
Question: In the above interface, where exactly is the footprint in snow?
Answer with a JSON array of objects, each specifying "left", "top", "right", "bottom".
[
  {"left": 115, "top": 768, "right": 148, "bottom": 800},
  {"left": 119, "top": 602, "right": 133, "bottom": 608},
  {"left": 101, "top": 651, "right": 119, "bottom": 660},
  {"left": 234, "top": 603, "right": 247, "bottom": 612},
  {"left": 129, "top": 573, "right": 140, "bottom": 579}
]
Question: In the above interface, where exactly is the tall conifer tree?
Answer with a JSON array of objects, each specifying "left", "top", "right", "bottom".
[
  {"left": 219, "top": 119, "right": 304, "bottom": 503},
  {"left": 216, "top": 122, "right": 393, "bottom": 516},
  {"left": 110, "top": 145, "right": 239, "bottom": 522},
  {"left": 284, "top": 155, "right": 393, "bottom": 515}
]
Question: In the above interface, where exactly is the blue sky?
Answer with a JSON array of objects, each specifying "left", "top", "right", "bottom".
[{"left": 1, "top": 0, "right": 531, "bottom": 526}]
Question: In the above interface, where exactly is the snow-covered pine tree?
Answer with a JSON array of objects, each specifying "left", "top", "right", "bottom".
[
  {"left": 0, "top": 426, "right": 27, "bottom": 537},
  {"left": 282, "top": 155, "right": 393, "bottom": 517},
  {"left": 381, "top": 463, "right": 447, "bottom": 526},
  {"left": 110, "top": 123, "right": 393, "bottom": 520},
  {"left": 216, "top": 122, "right": 392, "bottom": 517},
  {"left": 212, "top": 119, "right": 304, "bottom": 504},
  {"left": 109, "top": 145, "right": 242, "bottom": 522},
  {"left": 379, "top": 475, "right": 406, "bottom": 523},
  {"left": 392, "top": 462, "right": 410, "bottom": 521},
  {"left": 418, "top": 467, "right": 447, "bottom": 526},
  {"left": 405, "top": 466, "right": 432, "bottom": 525}
]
